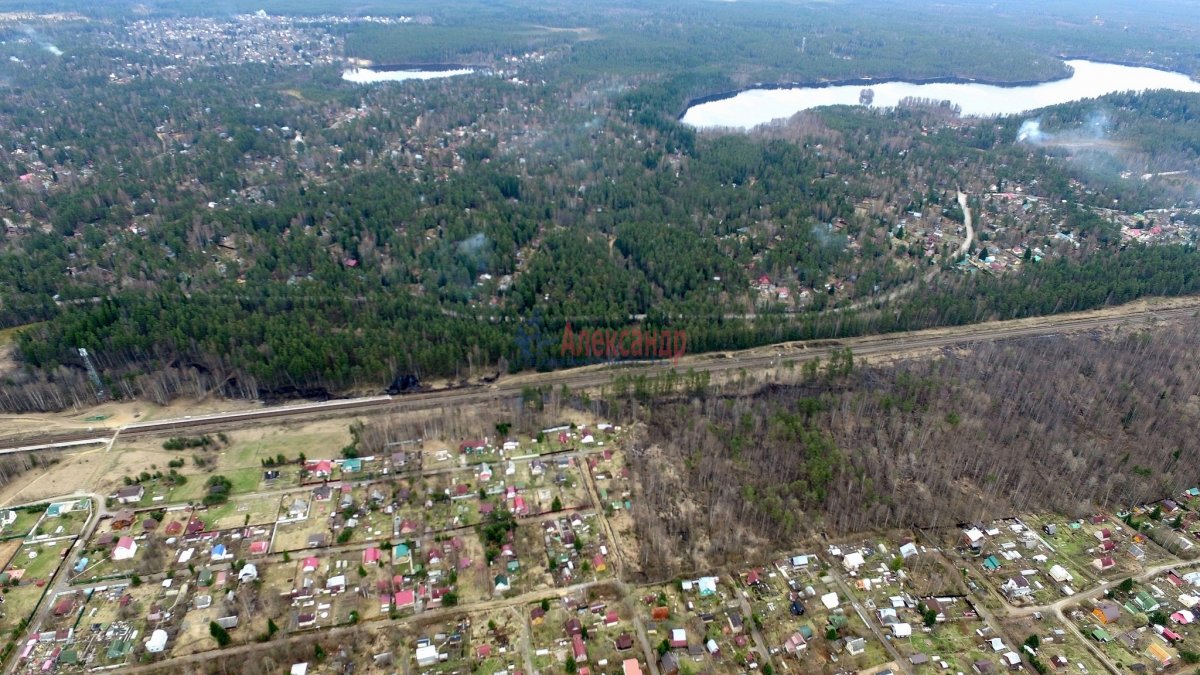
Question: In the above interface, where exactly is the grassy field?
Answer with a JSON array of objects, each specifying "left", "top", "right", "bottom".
[
  {"left": 107, "top": 421, "right": 352, "bottom": 506},
  {"left": 0, "top": 584, "right": 48, "bottom": 634},
  {"left": 8, "top": 540, "right": 69, "bottom": 582},
  {"left": 199, "top": 494, "right": 280, "bottom": 530},
  {"left": 1, "top": 507, "right": 46, "bottom": 540}
]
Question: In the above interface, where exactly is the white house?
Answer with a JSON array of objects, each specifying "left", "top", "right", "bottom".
[
  {"left": 113, "top": 536, "right": 138, "bottom": 561},
  {"left": 962, "top": 528, "right": 985, "bottom": 549},
  {"left": 1002, "top": 575, "right": 1031, "bottom": 599},
  {"left": 1049, "top": 565, "right": 1072, "bottom": 583},
  {"left": 238, "top": 564, "right": 258, "bottom": 583},
  {"left": 114, "top": 485, "right": 145, "bottom": 505},
  {"left": 415, "top": 645, "right": 439, "bottom": 667},
  {"left": 843, "top": 551, "right": 865, "bottom": 571},
  {"left": 145, "top": 629, "right": 168, "bottom": 653},
  {"left": 892, "top": 623, "right": 912, "bottom": 638}
]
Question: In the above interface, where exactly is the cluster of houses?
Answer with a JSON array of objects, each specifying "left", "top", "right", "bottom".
[
  {"left": 1084, "top": 567, "right": 1200, "bottom": 668},
  {"left": 543, "top": 514, "right": 605, "bottom": 586}
]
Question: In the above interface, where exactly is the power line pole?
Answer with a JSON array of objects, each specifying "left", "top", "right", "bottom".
[{"left": 77, "top": 347, "right": 107, "bottom": 401}]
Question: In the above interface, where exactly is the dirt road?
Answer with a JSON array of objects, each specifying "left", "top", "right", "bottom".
[
  {"left": 956, "top": 189, "right": 974, "bottom": 259},
  {"left": 7, "top": 293, "right": 1200, "bottom": 455}
]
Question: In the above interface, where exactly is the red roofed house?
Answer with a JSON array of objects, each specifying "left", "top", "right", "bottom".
[
  {"left": 623, "top": 659, "right": 642, "bottom": 675},
  {"left": 363, "top": 547, "right": 382, "bottom": 565},
  {"left": 459, "top": 440, "right": 487, "bottom": 454},
  {"left": 593, "top": 554, "right": 606, "bottom": 572},
  {"left": 1095, "top": 528, "right": 1112, "bottom": 541},
  {"left": 394, "top": 589, "right": 415, "bottom": 610},
  {"left": 113, "top": 537, "right": 138, "bottom": 561},
  {"left": 52, "top": 596, "right": 76, "bottom": 617},
  {"left": 306, "top": 460, "right": 333, "bottom": 477},
  {"left": 572, "top": 635, "right": 588, "bottom": 663},
  {"left": 249, "top": 541, "right": 269, "bottom": 555}
]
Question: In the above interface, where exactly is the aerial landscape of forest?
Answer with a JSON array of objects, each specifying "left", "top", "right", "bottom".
[{"left": 0, "top": 0, "right": 1199, "bottom": 673}]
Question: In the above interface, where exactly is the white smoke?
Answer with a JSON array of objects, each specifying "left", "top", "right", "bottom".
[
  {"left": 1017, "top": 111, "right": 1110, "bottom": 146},
  {"left": 20, "top": 26, "right": 62, "bottom": 56},
  {"left": 456, "top": 232, "right": 489, "bottom": 257},
  {"left": 1017, "top": 119, "right": 1045, "bottom": 144}
]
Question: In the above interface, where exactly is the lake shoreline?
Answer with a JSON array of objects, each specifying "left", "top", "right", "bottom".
[
  {"left": 342, "top": 65, "right": 478, "bottom": 84},
  {"left": 363, "top": 62, "right": 482, "bottom": 72},
  {"left": 681, "top": 57, "right": 1200, "bottom": 127}
]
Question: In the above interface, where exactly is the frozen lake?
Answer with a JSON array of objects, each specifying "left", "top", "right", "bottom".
[
  {"left": 342, "top": 67, "right": 475, "bottom": 84},
  {"left": 682, "top": 60, "right": 1200, "bottom": 129}
]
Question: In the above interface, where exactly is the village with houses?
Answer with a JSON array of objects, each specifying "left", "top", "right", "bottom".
[{"left": 0, "top": 413, "right": 1197, "bottom": 675}]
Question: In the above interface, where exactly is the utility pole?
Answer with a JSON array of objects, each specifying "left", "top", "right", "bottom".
[{"left": 77, "top": 347, "right": 107, "bottom": 401}]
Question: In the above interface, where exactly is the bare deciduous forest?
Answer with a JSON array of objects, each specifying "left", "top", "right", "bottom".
[{"left": 628, "top": 322, "right": 1200, "bottom": 579}]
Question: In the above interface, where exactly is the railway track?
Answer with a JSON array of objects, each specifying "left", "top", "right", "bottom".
[{"left": 2, "top": 299, "right": 1197, "bottom": 452}]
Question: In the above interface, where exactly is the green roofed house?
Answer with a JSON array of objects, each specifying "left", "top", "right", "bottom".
[
  {"left": 198, "top": 569, "right": 214, "bottom": 587},
  {"left": 799, "top": 625, "right": 815, "bottom": 640},
  {"left": 107, "top": 640, "right": 130, "bottom": 660},
  {"left": 59, "top": 650, "right": 78, "bottom": 665},
  {"left": 393, "top": 543, "right": 410, "bottom": 559},
  {"left": 1069, "top": 521, "right": 1083, "bottom": 530},
  {"left": 341, "top": 458, "right": 362, "bottom": 473},
  {"left": 1134, "top": 591, "right": 1160, "bottom": 612},
  {"left": 983, "top": 556, "right": 1001, "bottom": 571},
  {"left": 1092, "top": 628, "right": 1112, "bottom": 643}
]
